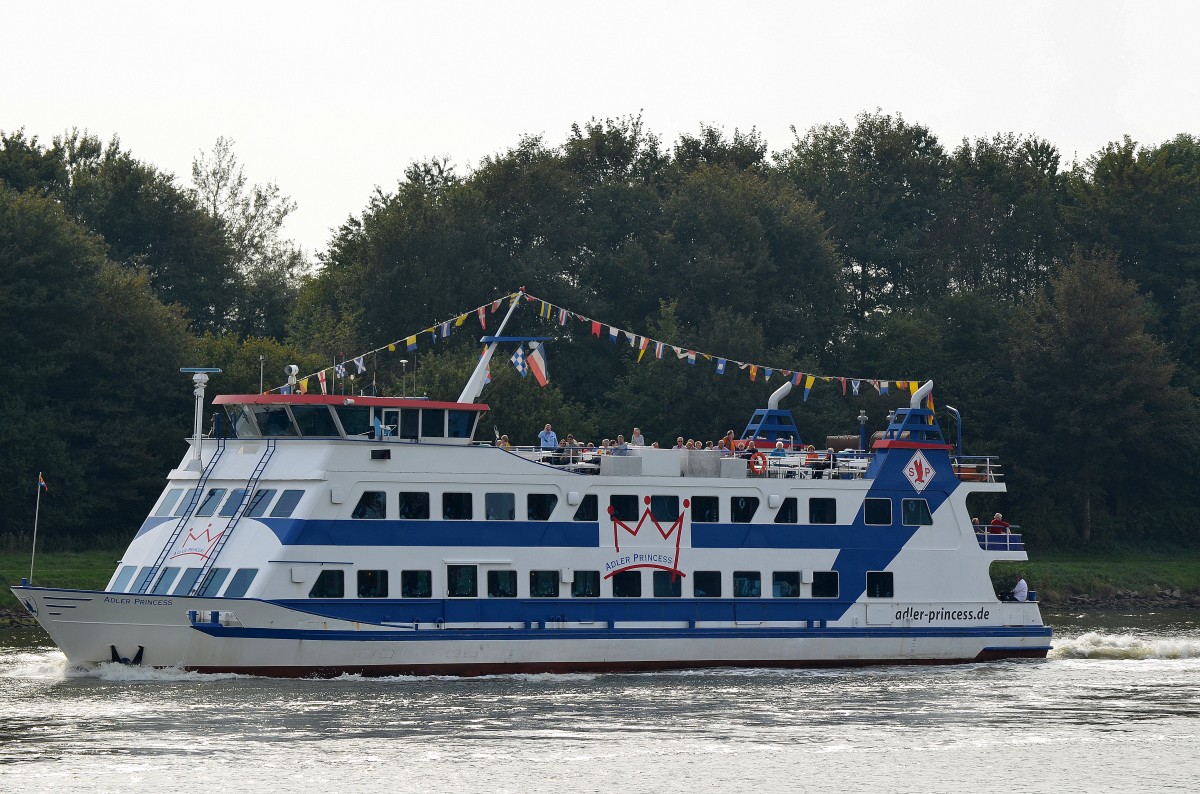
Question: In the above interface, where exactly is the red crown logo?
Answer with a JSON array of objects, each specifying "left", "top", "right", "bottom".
[
  {"left": 605, "top": 496, "right": 687, "bottom": 581},
  {"left": 170, "top": 524, "right": 226, "bottom": 560}
]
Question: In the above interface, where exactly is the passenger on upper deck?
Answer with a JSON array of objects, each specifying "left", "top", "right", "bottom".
[
  {"left": 770, "top": 441, "right": 787, "bottom": 457},
  {"left": 631, "top": 427, "right": 646, "bottom": 446},
  {"left": 989, "top": 513, "right": 1010, "bottom": 534},
  {"left": 674, "top": 437, "right": 685, "bottom": 449},
  {"left": 498, "top": 434, "right": 511, "bottom": 450},
  {"left": 538, "top": 424, "right": 558, "bottom": 450}
]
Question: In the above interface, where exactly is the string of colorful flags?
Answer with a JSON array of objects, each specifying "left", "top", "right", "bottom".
[{"left": 281, "top": 288, "right": 925, "bottom": 401}]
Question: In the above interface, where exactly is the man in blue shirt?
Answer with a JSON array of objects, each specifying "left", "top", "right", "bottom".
[{"left": 538, "top": 423, "right": 558, "bottom": 450}]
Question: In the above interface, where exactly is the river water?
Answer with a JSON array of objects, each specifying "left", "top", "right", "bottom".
[{"left": 2, "top": 611, "right": 1198, "bottom": 793}]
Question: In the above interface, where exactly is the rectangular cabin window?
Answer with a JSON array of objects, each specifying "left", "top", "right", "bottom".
[
  {"left": 270, "top": 489, "right": 304, "bottom": 518},
  {"left": 251, "top": 405, "right": 298, "bottom": 436},
  {"left": 352, "top": 491, "right": 387, "bottom": 519},
  {"left": 130, "top": 567, "right": 155, "bottom": 593},
  {"left": 447, "top": 565, "right": 477, "bottom": 597},
  {"left": 611, "top": 570, "right": 642, "bottom": 598},
  {"left": 652, "top": 570, "right": 682, "bottom": 597},
  {"left": 734, "top": 571, "right": 762, "bottom": 598},
  {"left": 649, "top": 495, "right": 680, "bottom": 520},
  {"left": 198, "top": 568, "right": 231, "bottom": 597},
  {"left": 693, "top": 571, "right": 722, "bottom": 597},
  {"left": 195, "top": 488, "right": 227, "bottom": 517},
  {"left": 150, "top": 567, "right": 180, "bottom": 595},
  {"left": 691, "top": 496, "right": 720, "bottom": 523},
  {"left": 731, "top": 496, "right": 760, "bottom": 523},
  {"left": 174, "top": 488, "right": 201, "bottom": 517},
  {"left": 398, "top": 492, "right": 431, "bottom": 520},
  {"left": 308, "top": 569, "right": 344, "bottom": 598},
  {"left": 773, "top": 571, "right": 800, "bottom": 597},
  {"left": 443, "top": 492, "right": 472, "bottom": 520},
  {"left": 447, "top": 410, "right": 474, "bottom": 439},
  {"left": 110, "top": 565, "right": 137, "bottom": 592},
  {"left": 357, "top": 570, "right": 388, "bottom": 598},
  {"left": 154, "top": 489, "right": 183, "bottom": 517},
  {"left": 485, "top": 493, "right": 515, "bottom": 521},
  {"left": 421, "top": 409, "right": 445, "bottom": 438},
  {"left": 335, "top": 406, "right": 372, "bottom": 437},
  {"left": 573, "top": 495, "right": 598, "bottom": 522},
  {"left": 809, "top": 498, "right": 836, "bottom": 525},
  {"left": 812, "top": 571, "right": 839, "bottom": 598},
  {"left": 401, "top": 570, "right": 432, "bottom": 598},
  {"left": 488, "top": 570, "right": 517, "bottom": 598},
  {"left": 866, "top": 571, "right": 894, "bottom": 598},
  {"left": 171, "top": 568, "right": 203, "bottom": 596},
  {"left": 224, "top": 568, "right": 260, "bottom": 598},
  {"left": 572, "top": 570, "right": 600, "bottom": 597},
  {"left": 774, "top": 497, "right": 799, "bottom": 524},
  {"left": 864, "top": 498, "right": 892, "bottom": 526},
  {"left": 398, "top": 409, "right": 419, "bottom": 440},
  {"left": 529, "top": 570, "right": 560, "bottom": 598},
  {"left": 527, "top": 493, "right": 558, "bottom": 521},
  {"left": 291, "top": 405, "right": 340, "bottom": 436},
  {"left": 246, "top": 489, "right": 277, "bottom": 518},
  {"left": 902, "top": 499, "right": 934, "bottom": 526},
  {"left": 218, "top": 488, "right": 249, "bottom": 517},
  {"left": 609, "top": 494, "right": 639, "bottom": 522},
  {"left": 227, "top": 404, "right": 259, "bottom": 438}
]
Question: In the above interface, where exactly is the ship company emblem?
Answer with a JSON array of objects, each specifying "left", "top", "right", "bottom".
[
  {"left": 904, "top": 450, "right": 936, "bottom": 493},
  {"left": 605, "top": 496, "right": 686, "bottom": 580},
  {"left": 169, "top": 524, "right": 226, "bottom": 560}
]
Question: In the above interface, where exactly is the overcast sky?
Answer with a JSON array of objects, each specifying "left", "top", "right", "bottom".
[{"left": 6, "top": 0, "right": 1198, "bottom": 256}]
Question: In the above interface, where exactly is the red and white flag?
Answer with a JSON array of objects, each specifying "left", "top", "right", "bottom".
[{"left": 527, "top": 344, "right": 549, "bottom": 387}]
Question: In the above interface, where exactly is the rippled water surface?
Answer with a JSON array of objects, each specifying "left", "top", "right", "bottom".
[{"left": 3, "top": 611, "right": 1199, "bottom": 793}]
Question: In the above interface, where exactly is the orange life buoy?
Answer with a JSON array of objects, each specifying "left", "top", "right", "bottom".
[{"left": 748, "top": 451, "right": 768, "bottom": 475}]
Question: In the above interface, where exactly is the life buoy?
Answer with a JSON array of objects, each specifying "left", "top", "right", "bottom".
[{"left": 748, "top": 451, "right": 768, "bottom": 475}]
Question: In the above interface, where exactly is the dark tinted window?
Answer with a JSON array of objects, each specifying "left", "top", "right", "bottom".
[
  {"left": 529, "top": 570, "right": 559, "bottom": 597},
  {"left": 866, "top": 571, "right": 894, "bottom": 598},
  {"left": 398, "top": 409, "right": 419, "bottom": 440},
  {"left": 401, "top": 570, "right": 432, "bottom": 598},
  {"left": 731, "top": 496, "right": 759, "bottom": 523},
  {"left": 734, "top": 571, "right": 761, "bottom": 597},
  {"left": 809, "top": 498, "right": 836, "bottom": 524},
  {"left": 335, "top": 406, "right": 371, "bottom": 437},
  {"left": 224, "top": 568, "right": 259, "bottom": 598},
  {"left": 447, "top": 565, "right": 477, "bottom": 597},
  {"left": 198, "top": 568, "right": 230, "bottom": 597},
  {"left": 270, "top": 489, "right": 304, "bottom": 518},
  {"left": 150, "top": 567, "right": 179, "bottom": 595},
  {"left": 352, "top": 491, "right": 386, "bottom": 519},
  {"left": 653, "top": 570, "right": 682, "bottom": 597},
  {"left": 246, "top": 488, "right": 276, "bottom": 518},
  {"left": 486, "top": 493, "right": 515, "bottom": 520},
  {"left": 443, "top": 492, "right": 472, "bottom": 520},
  {"left": 528, "top": 493, "right": 558, "bottom": 521},
  {"left": 154, "top": 489, "right": 183, "bottom": 517},
  {"left": 572, "top": 570, "right": 600, "bottom": 597},
  {"left": 612, "top": 570, "right": 641, "bottom": 597},
  {"left": 292, "top": 405, "right": 339, "bottom": 436},
  {"left": 422, "top": 409, "right": 445, "bottom": 438},
  {"left": 308, "top": 569, "right": 344, "bottom": 598},
  {"left": 774, "top": 497, "right": 798, "bottom": 524},
  {"left": 196, "top": 488, "right": 227, "bottom": 517},
  {"left": 691, "top": 496, "right": 720, "bottom": 523},
  {"left": 398, "top": 491, "right": 430, "bottom": 520},
  {"left": 488, "top": 570, "right": 517, "bottom": 598},
  {"left": 609, "top": 494, "right": 639, "bottom": 522},
  {"left": 218, "top": 488, "right": 249, "bottom": 517},
  {"left": 252, "top": 405, "right": 297, "bottom": 436},
  {"left": 902, "top": 499, "right": 933, "bottom": 526},
  {"left": 650, "top": 495, "right": 679, "bottom": 520},
  {"left": 171, "top": 568, "right": 203, "bottom": 596},
  {"left": 174, "top": 488, "right": 201, "bottom": 517},
  {"left": 447, "top": 410, "right": 474, "bottom": 438},
  {"left": 357, "top": 570, "right": 388, "bottom": 598},
  {"left": 110, "top": 565, "right": 137, "bottom": 592},
  {"left": 812, "top": 571, "right": 839, "bottom": 598},
  {"left": 773, "top": 571, "right": 800, "bottom": 597},
  {"left": 864, "top": 498, "right": 892, "bottom": 526},
  {"left": 130, "top": 567, "right": 154, "bottom": 592},
  {"left": 573, "top": 494, "right": 598, "bottom": 521},
  {"left": 693, "top": 570, "right": 721, "bottom": 597}
]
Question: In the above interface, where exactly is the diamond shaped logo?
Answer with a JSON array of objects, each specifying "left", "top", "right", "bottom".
[{"left": 904, "top": 450, "right": 936, "bottom": 493}]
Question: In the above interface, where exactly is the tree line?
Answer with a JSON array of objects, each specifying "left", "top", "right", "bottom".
[{"left": 2, "top": 113, "right": 1198, "bottom": 550}]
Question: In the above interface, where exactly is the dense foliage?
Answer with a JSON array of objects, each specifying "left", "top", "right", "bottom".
[{"left": 3, "top": 114, "right": 1198, "bottom": 550}]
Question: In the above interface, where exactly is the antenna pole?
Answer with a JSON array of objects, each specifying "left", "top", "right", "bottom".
[{"left": 29, "top": 473, "right": 43, "bottom": 583}]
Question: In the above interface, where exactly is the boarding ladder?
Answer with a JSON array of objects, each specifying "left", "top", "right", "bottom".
[
  {"left": 137, "top": 436, "right": 227, "bottom": 594},
  {"left": 189, "top": 437, "right": 277, "bottom": 596}
]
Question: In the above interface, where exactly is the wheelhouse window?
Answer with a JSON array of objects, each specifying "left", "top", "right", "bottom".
[
  {"left": 246, "top": 488, "right": 277, "bottom": 518},
  {"left": 693, "top": 571, "right": 721, "bottom": 597},
  {"left": 443, "top": 492, "right": 472, "bottom": 520},
  {"left": 421, "top": 409, "right": 445, "bottom": 438},
  {"left": 488, "top": 570, "right": 517, "bottom": 598},
  {"left": 691, "top": 496, "right": 720, "bottom": 523},
  {"left": 401, "top": 570, "right": 432, "bottom": 598},
  {"left": 251, "top": 405, "right": 298, "bottom": 436},
  {"left": 902, "top": 499, "right": 934, "bottom": 526},
  {"left": 198, "top": 568, "right": 231, "bottom": 597},
  {"left": 572, "top": 570, "right": 600, "bottom": 597},
  {"left": 527, "top": 493, "right": 558, "bottom": 521},
  {"left": 398, "top": 409, "right": 419, "bottom": 440},
  {"left": 812, "top": 571, "right": 839, "bottom": 598},
  {"left": 154, "top": 489, "right": 183, "bottom": 517},
  {"left": 734, "top": 571, "right": 761, "bottom": 597},
  {"left": 573, "top": 495, "right": 598, "bottom": 521},
  {"left": 650, "top": 495, "right": 680, "bottom": 520},
  {"left": 224, "top": 568, "right": 259, "bottom": 598},
  {"left": 529, "top": 570, "right": 559, "bottom": 597},
  {"left": 447, "top": 565, "right": 477, "bottom": 597},
  {"left": 357, "top": 570, "right": 388, "bottom": 598},
  {"left": 352, "top": 491, "right": 387, "bottom": 519},
  {"left": 773, "top": 571, "right": 800, "bottom": 597},
  {"left": 291, "top": 405, "right": 339, "bottom": 436},
  {"left": 447, "top": 410, "right": 475, "bottom": 439},
  {"left": 864, "top": 498, "right": 892, "bottom": 526},
  {"left": 809, "top": 498, "right": 836, "bottom": 524},
  {"left": 774, "top": 497, "right": 799, "bottom": 524},
  {"left": 731, "top": 496, "right": 760, "bottom": 523},
  {"left": 308, "top": 569, "right": 344, "bottom": 598},
  {"left": 398, "top": 491, "right": 430, "bottom": 520},
  {"left": 652, "top": 570, "right": 682, "bottom": 597},
  {"left": 866, "top": 571, "right": 894, "bottom": 598},
  {"left": 612, "top": 570, "right": 642, "bottom": 597},
  {"left": 196, "top": 488, "right": 227, "bottom": 517},
  {"left": 609, "top": 494, "right": 639, "bottom": 522},
  {"left": 335, "top": 405, "right": 371, "bottom": 437},
  {"left": 485, "top": 493, "right": 515, "bottom": 520},
  {"left": 218, "top": 488, "right": 249, "bottom": 517}
]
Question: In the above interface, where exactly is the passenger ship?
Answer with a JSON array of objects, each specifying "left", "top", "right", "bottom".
[{"left": 11, "top": 305, "right": 1050, "bottom": 676}]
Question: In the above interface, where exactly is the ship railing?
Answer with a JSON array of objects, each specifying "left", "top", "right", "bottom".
[
  {"left": 761, "top": 450, "right": 871, "bottom": 480},
  {"left": 952, "top": 455, "right": 1003, "bottom": 482},
  {"left": 975, "top": 524, "right": 1025, "bottom": 551}
]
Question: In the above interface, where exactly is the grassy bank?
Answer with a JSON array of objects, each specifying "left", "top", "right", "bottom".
[{"left": 0, "top": 548, "right": 122, "bottom": 612}]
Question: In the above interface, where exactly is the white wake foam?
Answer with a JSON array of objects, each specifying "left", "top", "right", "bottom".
[{"left": 1051, "top": 631, "right": 1200, "bottom": 660}]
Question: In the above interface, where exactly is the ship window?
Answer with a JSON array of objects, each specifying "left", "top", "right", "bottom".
[
  {"left": 110, "top": 565, "right": 137, "bottom": 592},
  {"left": 401, "top": 570, "right": 432, "bottom": 598},
  {"left": 612, "top": 570, "right": 642, "bottom": 597},
  {"left": 693, "top": 570, "right": 722, "bottom": 597},
  {"left": 335, "top": 405, "right": 372, "bottom": 437},
  {"left": 865, "top": 498, "right": 892, "bottom": 526},
  {"left": 488, "top": 570, "right": 517, "bottom": 598},
  {"left": 352, "top": 491, "right": 387, "bottom": 519},
  {"left": 130, "top": 567, "right": 155, "bottom": 593},
  {"left": 357, "top": 570, "right": 388, "bottom": 598},
  {"left": 572, "top": 570, "right": 600, "bottom": 597},
  {"left": 291, "top": 405, "right": 340, "bottom": 436},
  {"left": 398, "top": 491, "right": 430, "bottom": 520},
  {"left": 447, "top": 565, "right": 477, "bottom": 597},
  {"left": 653, "top": 570, "right": 682, "bottom": 597},
  {"left": 443, "top": 492, "right": 472, "bottom": 520},
  {"left": 151, "top": 567, "right": 180, "bottom": 595},
  {"left": 902, "top": 499, "right": 933, "bottom": 526},
  {"left": 227, "top": 404, "right": 259, "bottom": 437},
  {"left": 812, "top": 571, "right": 839, "bottom": 598},
  {"left": 421, "top": 409, "right": 445, "bottom": 438},
  {"left": 809, "top": 498, "right": 836, "bottom": 524},
  {"left": 609, "top": 494, "right": 639, "bottom": 522},
  {"left": 731, "top": 496, "right": 759, "bottom": 523},
  {"left": 529, "top": 570, "right": 559, "bottom": 597},
  {"left": 251, "top": 405, "right": 298, "bottom": 436},
  {"left": 650, "top": 495, "right": 680, "bottom": 520},
  {"left": 174, "top": 488, "right": 201, "bottom": 517},
  {"left": 774, "top": 497, "right": 799, "bottom": 524},
  {"left": 224, "top": 568, "right": 260, "bottom": 598},
  {"left": 485, "top": 493, "right": 515, "bottom": 520},
  {"left": 734, "top": 571, "right": 761, "bottom": 597},
  {"left": 308, "top": 569, "right": 344, "bottom": 598},
  {"left": 246, "top": 488, "right": 277, "bottom": 518},
  {"left": 196, "top": 488, "right": 227, "bottom": 517},
  {"left": 198, "top": 568, "right": 231, "bottom": 597},
  {"left": 398, "top": 409, "right": 419, "bottom": 440},
  {"left": 171, "top": 568, "right": 203, "bottom": 596},
  {"left": 866, "top": 571, "right": 893, "bottom": 598},
  {"left": 528, "top": 493, "right": 558, "bottom": 521},
  {"left": 218, "top": 488, "right": 249, "bottom": 517},
  {"left": 154, "top": 489, "right": 183, "bottom": 517},
  {"left": 271, "top": 489, "right": 304, "bottom": 518},
  {"left": 573, "top": 494, "right": 598, "bottom": 521},
  {"left": 773, "top": 571, "right": 800, "bottom": 597},
  {"left": 447, "top": 410, "right": 474, "bottom": 439},
  {"left": 691, "top": 496, "right": 720, "bottom": 523}
]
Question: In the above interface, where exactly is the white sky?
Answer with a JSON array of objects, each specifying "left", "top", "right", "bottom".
[{"left": 5, "top": 0, "right": 1198, "bottom": 256}]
